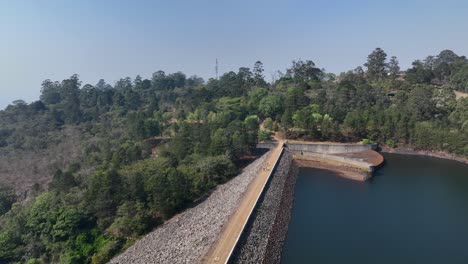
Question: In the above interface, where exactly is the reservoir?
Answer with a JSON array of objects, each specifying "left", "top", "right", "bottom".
[{"left": 282, "top": 153, "right": 468, "bottom": 264}]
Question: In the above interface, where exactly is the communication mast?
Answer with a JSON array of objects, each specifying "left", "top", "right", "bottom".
[{"left": 215, "top": 58, "right": 219, "bottom": 80}]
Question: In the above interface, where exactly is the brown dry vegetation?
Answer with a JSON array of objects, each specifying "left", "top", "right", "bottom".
[{"left": 0, "top": 127, "right": 84, "bottom": 200}]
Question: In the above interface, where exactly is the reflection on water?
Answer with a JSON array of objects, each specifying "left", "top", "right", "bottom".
[{"left": 282, "top": 154, "right": 468, "bottom": 264}]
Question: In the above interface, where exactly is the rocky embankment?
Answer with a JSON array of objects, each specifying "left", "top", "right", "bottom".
[
  {"left": 109, "top": 152, "right": 270, "bottom": 264},
  {"left": 230, "top": 151, "right": 298, "bottom": 264}
]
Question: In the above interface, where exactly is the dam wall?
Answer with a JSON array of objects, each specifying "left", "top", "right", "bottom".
[
  {"left": 230, "top": 151, "right": 298, "bottom": 264},
  {"left": 286, "top": 141, "right": 377, "bottom": 154},
  {"left": 295, "top": 152, "right": 374, "bottom": 172},
  {"left": 285, "top": 142, "right": 380, "bottom": 181},
  {"left": 292, "top": 153, "right": 373, "bottom": 181}
]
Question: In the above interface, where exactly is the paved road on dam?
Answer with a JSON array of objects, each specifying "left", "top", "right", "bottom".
[{"left": 204, "top": 141, "right": 284, "bottom": 263}]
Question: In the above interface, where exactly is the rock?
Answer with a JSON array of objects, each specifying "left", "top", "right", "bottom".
[{"left": 230, "top": 151, "right": 298, "bottom": 264}]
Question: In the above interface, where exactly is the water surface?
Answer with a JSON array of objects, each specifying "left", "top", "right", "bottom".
[{"left": 282, "top": 153, "right": 468, "bottom": 264}]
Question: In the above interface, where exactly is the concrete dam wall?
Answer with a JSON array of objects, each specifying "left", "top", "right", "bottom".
[
  {"left": 286, "top": 141, "right": 377, "bottom": 154},
  {"left": 297, "top": 152, "right": 374, "bottom": 171},
  {"left": 284, "top": 142, "right": 381, "bottom": 181}
]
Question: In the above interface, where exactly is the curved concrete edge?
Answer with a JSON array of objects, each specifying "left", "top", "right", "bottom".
[
  {"left": 292, "top": 152, "right": 373, "bottom": 181},
  {"left": 286, "top": 141, "right": 377, "bottom": 154}
]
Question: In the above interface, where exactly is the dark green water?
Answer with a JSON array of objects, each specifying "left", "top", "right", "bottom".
[{"left": 282, "top": 153, "right": 468, "bottom": 264}]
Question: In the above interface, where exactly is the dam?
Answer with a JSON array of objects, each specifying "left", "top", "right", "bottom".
[
  {"left": 111, "top": 140, "right": 383, "bottom": 264},
  {"left": 207, "top": 140, "right": 383, "bottom": 263}
]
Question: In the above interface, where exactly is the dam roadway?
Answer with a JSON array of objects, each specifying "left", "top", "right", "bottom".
[{"left": 204, "top": 140, "right": 285, "bottom": 263}]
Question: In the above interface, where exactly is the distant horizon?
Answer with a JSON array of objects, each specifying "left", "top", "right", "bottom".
[{"left": 2, "top": 0, "right": 468, "bottom": 109}]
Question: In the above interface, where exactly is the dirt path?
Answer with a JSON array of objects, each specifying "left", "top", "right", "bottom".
[
  {"left": 455, "top": 90, "right": 468, "bottom": 100},
  {"left": 204, "top": 140, "right": 284, "bottom": 263}
]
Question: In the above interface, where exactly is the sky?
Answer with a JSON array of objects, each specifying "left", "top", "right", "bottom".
[{"left": 1, "top": 0, "right": 468, "bottom": 109}]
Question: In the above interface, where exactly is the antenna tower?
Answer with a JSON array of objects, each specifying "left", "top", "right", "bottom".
[{"left": 215, "top": 58, "right": 219, "bottom": 79}]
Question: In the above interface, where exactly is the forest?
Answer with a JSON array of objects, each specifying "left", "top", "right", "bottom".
[{"left": 0, "top": 48, "right": 467, "bottom": 263}]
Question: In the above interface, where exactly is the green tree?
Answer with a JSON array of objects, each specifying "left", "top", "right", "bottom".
[
  {"left": 450, "top": 65, "right": 468, "bottom": 92},
  {"left": 406, "top": 85, "right": 435, "bottom": 121},
  {"left": 258, "top": 95, "right": 283, "bottom": 119},
  {"left": 257, "top": 129, "right": 272, "bottom": 141},
  {"left": 413, "top": 121, "right": 437, "bottom": 149},
  {"left": 0, "top": 186, "right": 15, "bottom": 215},
  {"left": 342, "top": 110, "right": 368, "bottom": 140},
  {"left": 40, "top": 79, "right": 61, "bottom": 105},
  {"left": 247, "top": 87, "right": 268, "bottom": 112},
  {"left": 449, "top": 98, "right": 468, "bottom": 131},
  {"left": 388, "top": 56, "right": 400, "bottom": 78},
  {"left": 436, "top": 49, "right": 460, "bottom": 66},
  {"left": 86, "top": 169, "right": 123, "bottom": 228},
  {"left": 253, "top": 61, "right": 267, "bottom": 87},
  {"left": 364, "top": 48, "right": 388, "bottom": 81},
  {"left": 287, "top": 60, "right": 322, "bottom": 83},
  {"left": 406, "top": 60, "right": 433, "bottom": 84},
  {"left": 284, "top": 87, "right": 308, "bottom": 113},
  {"left": 107, "top": 201, "right": 150, "bottom": 239},
  {"left": 263, "top": 117, "right": 274, "bottom": 130},
  {"left": 210, "top": 128, "right": 232, "bottom": 155},
  {"left": 49, "top": 169, "right": 77, "bottom": 193},
  {"left": 61, "top": 75, "right": 82, "bottom": 124},
  {"left": 244, "top": 115, "right": 259, "bottom": 130},
  {"left": 0, "top": 206, "right": 27, "bottom": 263},
  {"left": 195, "top": 155, "right": 237, "bottom": 186}
]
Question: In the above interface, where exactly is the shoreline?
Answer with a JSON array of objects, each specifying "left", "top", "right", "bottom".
[{"left": 381, "top": 147, "right": 468, "bottom": 165}]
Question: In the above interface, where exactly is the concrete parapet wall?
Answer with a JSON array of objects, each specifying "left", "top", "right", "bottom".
[
  {"left": 294, "top": 152, "right": 374, "bottom": 172},
  {"left": 286, "top": 142, "right": 376, "bottom": 154}
]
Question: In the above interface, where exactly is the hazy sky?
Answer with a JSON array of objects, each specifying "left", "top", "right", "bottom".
[{"left": 1, "top": 0, "right": 468, "bottom": 109}]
